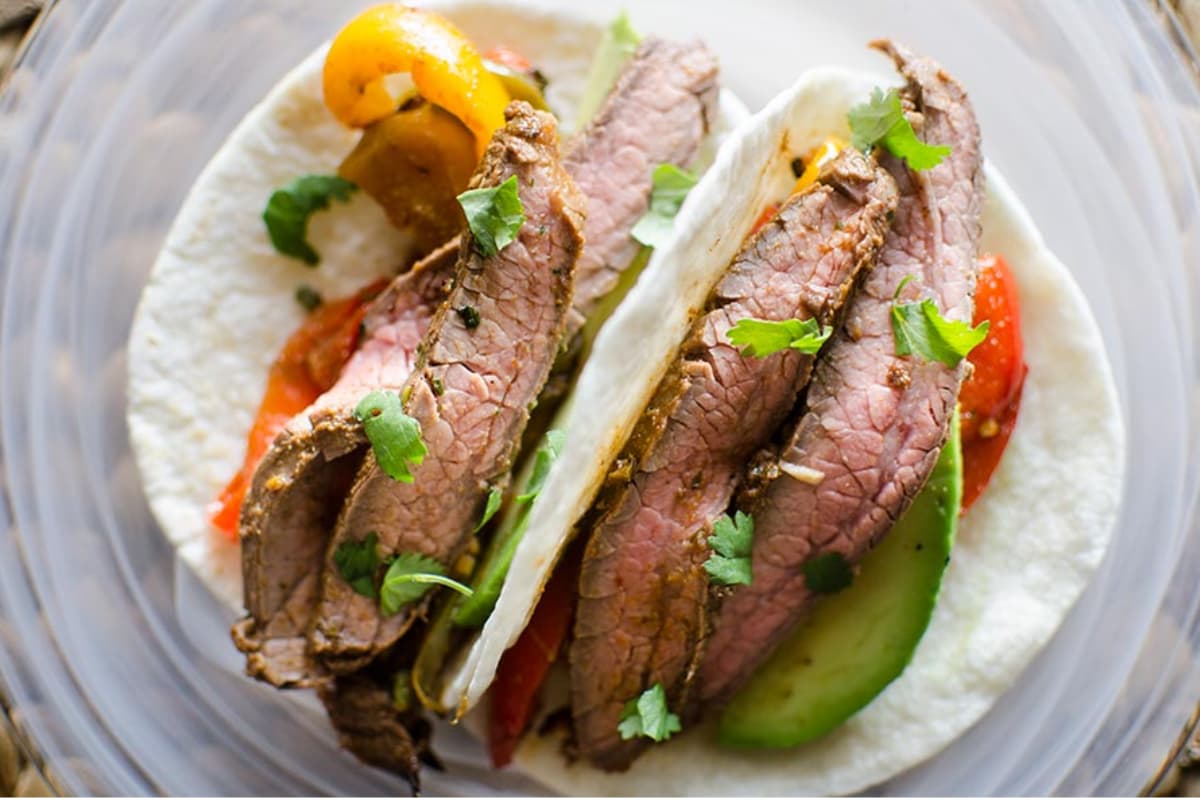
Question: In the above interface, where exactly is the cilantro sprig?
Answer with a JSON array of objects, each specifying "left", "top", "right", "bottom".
[
  {"left": 333, "top": 532, "right": 382, "bottom": 599},
  {"left": 475, "top": 486, "right": 503, "bottom": 533},
  {"left": 631, "top": 163, "right": 698, "bottom": 249},
  {"left": 380, "top": 553, "right": 473, "bottom": 616},
  {"left": 848, "top": 88, "right": 951, "bottom": 171},
  {"left": 355, "top": 390, "right": 427, "bottom": 483},
  {"left": 334, "top": 533, "right": 473, "bottom": 616},
  {"left": 890, "top": 278, "right": 988, "bottom": 367},
  {"left": 727, "top": 317, "right": 832, "bottom": 358},
  {"left": 703, "top": 511, "right": 755, "bottom": 586},
  {"left": 458, "top": 175, "right": 525, "bottom": 257},
  {"left": 618, "top": 684, "right": 682, "bottom": 742},
  {"left": 262, "top": 174, "right": 357, "bottom": 266}
]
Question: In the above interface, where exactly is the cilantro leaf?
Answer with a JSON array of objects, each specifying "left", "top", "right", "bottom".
[
  {"left": 333, "top": 532, "right": 381, "bottom": 599},
  {"left": 295, "top": 284, "right": 323, "bottom": 312},
  {"left": 475, "top": 486, "right": 503, "bottom": 533},
  {"left": 802, "top": 551, "right": 854, "bottom": 594},
  {"left": 727, "top": 317, "right": 832, "bottom": 358},
  {"left": 380, "top": 553, "right": 474, "bottom": 617},
  {"left": 891, "top": 297, "right": 989, "bottom": 367},
  {"left": 516, "top": 429, "right": 566, "bottom": 503},
  {"left": 262, "top": 174, "right": 357, "bottom": 266},
  {"left": 847, "top": 88, "right": 951, "bottom": 171},
  {"left": 355, "top": 390, "right": 427, "bottom": 483},
  {"left": 631, "top": 164, "right": 698, "bottom": 248},
  {"left": 618, "top": 684, "right": 682, "bottom": 742},
  {"left": 457, "top": 175, "right": 525, "bottom": 258},
  {"left": 704, "top": 511, "right": 754, "bottom": 586}
]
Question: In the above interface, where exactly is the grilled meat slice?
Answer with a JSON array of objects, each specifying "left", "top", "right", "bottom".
[
  {"left": 696, "top": 40, "right": 985, "bottom": 707},
  {"left": 319, "top": 673, "right": 439, "bottom": 794},
  {"left": 309, "top": 102, "right": 585, "bottom": 672},
  {"left": 570, "top": 149, "right": 898, "bottom": 770},
  {"left": 563, "top": 37, "right": 718, "bottom": 330},
  {"left": 232, "top": 243, "right": 456, "bottom": 687}
]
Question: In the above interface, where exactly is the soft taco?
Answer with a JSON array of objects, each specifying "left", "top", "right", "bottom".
[
  {"left": 127, "top": 3, "right": 1123, "bottom": 796},
  {"left": 128, "top": 1, "right": 746, "bottom": 789},
  {"left": 438, "top": 38, "right": 1123, "bottom": 797}
]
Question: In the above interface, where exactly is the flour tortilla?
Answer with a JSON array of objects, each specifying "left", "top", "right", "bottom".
[
  {"left": 126, "top": 3, "right": 747, "bottom": 612},
  {"left": 444, "top": 68, "right": 1125, "bottom": 794}
]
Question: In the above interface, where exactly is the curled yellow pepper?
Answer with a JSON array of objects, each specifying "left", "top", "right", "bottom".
[
  {"left": 793, "top": 138, "right": 845, "bottom": 194},
  {"left": 323, "top": 4, "right": 510, "bottom": 158}
]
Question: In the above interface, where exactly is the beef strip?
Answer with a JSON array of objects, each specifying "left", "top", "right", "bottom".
[
  {"left": 695, "top": 40, "right": 985, "bottom": 707},
  {"left": 569, "top": 149, "right": 898, "bottom": 770},
  {"left": 562, "top": 36, "right": 718, "bottom": 331},
  {"left": 309, "top": 102, "right": 585, "bottom": 672},
  {"left": 232, "top": 242, "right": 456, "bottom": 688},
  {"left": 319, "top": 673, "right": 438, "bottom": 794}
]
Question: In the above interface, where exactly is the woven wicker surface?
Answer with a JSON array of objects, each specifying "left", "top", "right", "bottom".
[{"left": 1, "top": 2, "right": 1199, "bottom": 797}]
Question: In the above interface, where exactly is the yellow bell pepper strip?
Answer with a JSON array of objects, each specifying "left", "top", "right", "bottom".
[
  {"left": 322, "top": 4, "right": 510, "bottom": 157},
  {"left": 791, "top": 137, "right": 845, "bottom": 194}
]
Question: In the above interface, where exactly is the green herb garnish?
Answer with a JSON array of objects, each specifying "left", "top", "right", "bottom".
[
  {"left": 295, "top": 284, "right": 323, "bottom": 312},
  {"left": 515, "top": 429, "right": 565, "bottom": 503},
  {"left": 380, "top": 553, "right": 474, "bottom": 617},
  {"left": 476, "top": 486, "right": 503, "bottom": 533},
  {"left": 457, "top": 305, "right": 481, "bottom": 329},
  {"left": 726, "top": 317, "right": 832, "bottom": 358},
  {"left": 333, "top": 531, "right": 382, "bottom": 599},
  {"left": 457, "top": 175, "right": 525, "bottom": 258},
  {"left": 704, "top": 511, "right": 754, "bottom": 586},
  {"left": 263, "top": 174, "right": 357, "bottom": 265},
  {"left": 848, "top": 88, "right": 951, "bottom": 171},
  {"left": 618, "top": 684, "right": 682, "bottom": 742},
  {"left": 890, "top": 281, "right": 988, "bottom": 367},
  {"left": 802, "top": 551, "right": 854, "bottom": 595},
  {"left": 355, "top": 390, "right": 427, "bottom": 483},
  {"left": 631, "top": 164, "right": 699, "bottom": 249}
]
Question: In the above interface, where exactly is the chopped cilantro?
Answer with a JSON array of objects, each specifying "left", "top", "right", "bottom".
[
  {"left": 262, "top": 174, "right": 357, "bottom": 265},
  {"left": 457, "top": 175, "right": 525, "bottom": 257},
  {"left": 802, "top": 551, "right": 854, "bottom": 594},
  {"left": 294, "top": 284, "right": 323, "bottom": 312},
  {"left": 333, "top": 531, "right": 381, "bottom": 598},
  {"left": 726, "top": 317, "right": 832, "bottom": 358},
  {"left": 631, "top": 163, "right": 698, "bottom": 249},
  {"left": 355, "top": 390, "right": 427, "bottom": 483},
  {"left": 515, "top": 429, "right": 565, "bottom": 503},
  {"left": 457, "top": 305, "right": 481, "bottom": 329},
  {"left": 847, "top": 87, "right": 951, "bottom": 171},
  {"left": 703, "top": 511, "right": 754, "bottom": 586},
  {"left": 618, "top": 684, "right": 682, "bottom": 742},
  {"left": 380, "top": 553, "right": 474, "bottom": 617},
  {"left": 475, "top": 486, "right": 503, "bottom": 533},
  {"left": 891, "top": 286, "right": 989, "bottom": 367}
]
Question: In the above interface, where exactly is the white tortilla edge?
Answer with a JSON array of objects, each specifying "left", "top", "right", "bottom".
[{"left": 446, "top": 67, "right": 1126, "bottom": 796}]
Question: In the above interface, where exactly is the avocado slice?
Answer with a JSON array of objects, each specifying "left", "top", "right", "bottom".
[{"left": 717, "top": 414, "right": 962, "bottom": 748}]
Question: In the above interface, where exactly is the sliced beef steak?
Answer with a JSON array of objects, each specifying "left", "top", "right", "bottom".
[
  {"left": 319, "top": 674, "right": 438, "bottom": 794},
  {"left": 570, "top": 150, "right": 898, "bottom": 770},
  {"left": 232, "top": 243, "right": 457, "bottom": 688},
  {"left": 696, "top": 41, "right": 985, "bottom": 707},
  {"left": 562, "top": 37, "right": 718, "bottom": 330},
  {"left": 310, "top": 102, "right": 584, "bottom": 672}
]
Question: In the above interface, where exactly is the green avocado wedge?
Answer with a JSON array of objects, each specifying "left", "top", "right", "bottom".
[{"left": 717, "top": 413, "right": 962, "bottom": 748}]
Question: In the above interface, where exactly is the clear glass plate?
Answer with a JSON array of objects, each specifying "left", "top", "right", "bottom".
[{"left": 0, "top": 0, "right": 1198, "bottom": 794}]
